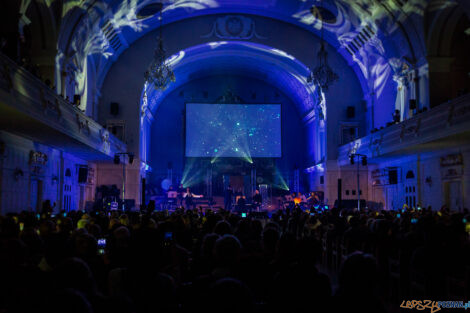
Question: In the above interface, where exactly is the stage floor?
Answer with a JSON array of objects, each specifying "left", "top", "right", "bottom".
[
  {"left": 157, "top": 196, "right": 283, "bottom": 212},
  {"left": 210, "top": 196, "right": 282, "bottom": 212}
]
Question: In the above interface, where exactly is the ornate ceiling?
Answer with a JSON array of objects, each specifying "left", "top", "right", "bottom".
[{"left": 21, "top": 0, "right": 467, "bottom": 115}]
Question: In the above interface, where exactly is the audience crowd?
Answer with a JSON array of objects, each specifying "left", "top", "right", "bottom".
[{"left": 0, "top": 204, "right": 469, "bottom": 313}]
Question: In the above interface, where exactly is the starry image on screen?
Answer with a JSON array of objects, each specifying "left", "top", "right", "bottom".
[{"left": 185, "top": 103, "right": 281, "bottom": 158}]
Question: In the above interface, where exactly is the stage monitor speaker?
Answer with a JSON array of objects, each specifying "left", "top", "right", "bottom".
[
  {"left": 124, "top": 199, "right": 135, "bottom": 210},
  {"left": 347, "top": 106, "right": 355, "bottom": 118},
  {"left": 110, "top": 102, "right": 119, "bottom": 116},
  {"left": 409, "top": 99, "right": 417, "bottom": 110},
  {"left": 78, "top": 167, "right": 88, "bottom": 183},
  {"left": 337, "top": 179, "right": 342, "bottom": 208},
  {"left": 388, "top": 169, "right": 398, "bottom": 185}
]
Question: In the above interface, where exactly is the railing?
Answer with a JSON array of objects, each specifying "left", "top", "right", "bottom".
[
  {"left": 0, "top": 53, "right": 126, "bottom": 159},
  {"left": 338, "top": 94, "right": 470, "bottom": 165}
]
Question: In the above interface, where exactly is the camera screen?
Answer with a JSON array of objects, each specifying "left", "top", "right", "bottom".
[{"left": 98, "top": 238, "right": 106, "bottom": 247}]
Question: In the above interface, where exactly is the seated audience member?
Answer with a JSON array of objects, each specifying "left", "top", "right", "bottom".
[
  {"left": 333, "top": 252, "right": 386, "bottom": 313},
  {"left": 206, "top": 278, "right": 254, "bottom": 313}
]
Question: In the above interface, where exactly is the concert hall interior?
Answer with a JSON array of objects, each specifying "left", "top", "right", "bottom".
[{"left": 0, "top": 0, "right": 470, "bottom": 312}]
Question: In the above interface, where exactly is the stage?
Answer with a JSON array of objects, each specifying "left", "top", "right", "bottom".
[{"left": 148, "top": 195, "right": 286, "bottom": 213}]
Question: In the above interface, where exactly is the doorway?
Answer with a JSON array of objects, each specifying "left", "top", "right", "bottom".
[
  {"left": 30, "top": 179, "right": 43, "bottom": 211},
  {"left": 385, "top": 184, "right": 399, "bottom": 210},
  {"left": 444, "top": 180, "right": 462, "bottom": 211}
]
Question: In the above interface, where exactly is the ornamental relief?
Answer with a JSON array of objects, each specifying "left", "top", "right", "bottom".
[{"left": 201, "top": 15, "right": 267, "bottom": 40}]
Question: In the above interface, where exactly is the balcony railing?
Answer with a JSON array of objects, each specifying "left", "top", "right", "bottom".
[
  {"left": 0, "top": 53, "right": 126, "bottom": 159},
  {"left": 338, "top": 94, "right": 470, "bottom": 165}
]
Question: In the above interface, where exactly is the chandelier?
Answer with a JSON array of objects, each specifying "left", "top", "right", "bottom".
[
  {"left": 307, "top": 2, "right": 338, "bottom": 91},
  {"left": 144, "top": 9, "right": 175, "bottom": 90}
]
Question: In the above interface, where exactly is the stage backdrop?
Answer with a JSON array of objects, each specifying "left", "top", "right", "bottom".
[{"left": 185, "top": 103, "right": 281, "bottom": 158}]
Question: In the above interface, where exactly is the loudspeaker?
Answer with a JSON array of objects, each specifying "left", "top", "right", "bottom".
[
  {"left": 114, "top": 154, "right": 120, "bottom": 164},
  {"left": 320, "top": 175, "right": 324, "bottom": 184},
  {"left": 123, "top": 199, "right": 135, "bottom": 210},
  {"left": 73, "top": 95, "right": 81, "bottom": 105},
  {"left": 347, "top": 106, "right": 355, "bottom": 118},
  {"left": 337, "top": 179, "right": 342, "bottom": 209},
  {"left": 361, "top": 156, "right": 367, "bottom": 166},
  {"left": 409, "top": 99, "right": 417, "bottom": 110},
  {"left": 388, "top": 169, "right": 398, "bottom": 185},
  {"left": 141, "top": 178, "right": 146, "bottom": 208},
  {"left": 78, "top": 167, "right": 88, "bottom": 183},
  {"left": 110, "top": 102, "right": 119, "bottom": 116}
]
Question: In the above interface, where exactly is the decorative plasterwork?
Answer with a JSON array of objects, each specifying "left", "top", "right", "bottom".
[
  {"left": 447, "top": 101, "right": 470, "bottom": 127},
  {"left": 399, "top": 118, "right": 421, "bottom": 142},
  {"left": 76, "top": 113, "right": 90, "bottom": 135},
  {"left": 39, "top": 88, "right": 62, "bottom": 119},
  {"left": 201, "top": 15, "right": 267, "bottom": 40},
  {"left": 100, "top": 129, "right": 110, "bottom": 146},
  {"left": 368, "top": 133, "right": 383, "bottom": 157},
  {"left": 1, "top": 62, "right": 13, "bottom": 92}
]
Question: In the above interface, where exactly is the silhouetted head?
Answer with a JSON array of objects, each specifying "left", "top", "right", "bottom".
[
  {"left": 47, "top": 288, "right": 93, "bottom": 313},
  {"left": 54, "top": 257, "right": 96, "bottom": 296},
  {"left": 338, "top": 252, "right": 378, "bottom": 294},
  {"left": 201, "top": 233, "right": 220, "bottom": 257},
  {"left": 215, "top": 235, "right": 241, "bottom": 267},
  {"left": 214, "top": 220, "right": 232, "bottom": 236},
  {"left": 207, "top": 278, "right": 254, "bottom": 313}
]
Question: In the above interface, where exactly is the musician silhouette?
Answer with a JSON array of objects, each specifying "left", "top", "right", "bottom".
[{"left": 183, "top": 187, "right": 203, "bottom": 210}]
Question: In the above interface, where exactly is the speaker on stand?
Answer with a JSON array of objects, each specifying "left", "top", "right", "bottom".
[
  {"left": 388, "top": 169, "right": 398, "bottom": 185},
  {"left": 337, "top": 178, "right": 342, "bottom": 209},
  {"left": 110, "top": 102, "right": 119, "bottom": 116},
  {"left": 347, "top": 106, "right": 355, "bottom": 119},
  {"left": 78, "top": 167, "right": 88, "bottom": 184},
  {"left": 141, "top": 177, "right": 146, "bottom": 210}
]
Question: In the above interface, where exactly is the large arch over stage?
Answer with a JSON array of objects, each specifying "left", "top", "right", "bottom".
[
  {"left": 142, "top": 41, "right": 321, "bottom": 118},
  {"left": 139, "top": 40, "right": 323, "bottom": 163},
  {"left": 138, "top": 41, "right": 324, "bottom": 194}
]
